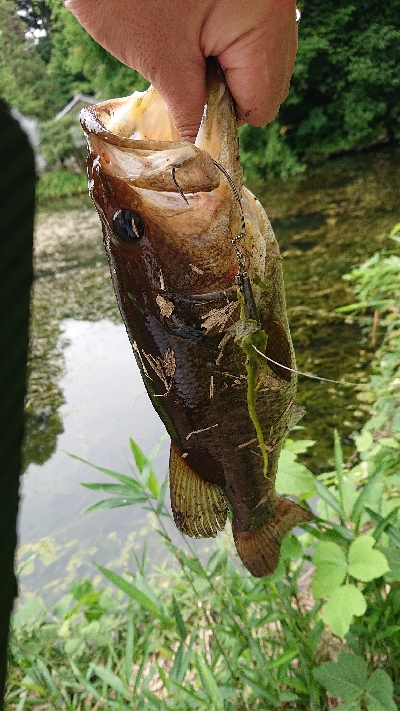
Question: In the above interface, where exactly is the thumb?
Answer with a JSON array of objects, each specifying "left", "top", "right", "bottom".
[{"left": 150, "top": 57, "right": 207, "bottom": 143}]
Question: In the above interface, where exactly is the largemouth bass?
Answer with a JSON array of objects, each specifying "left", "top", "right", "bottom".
[{"left": 81, "top": 60, "right": 313, "bottom": 577}]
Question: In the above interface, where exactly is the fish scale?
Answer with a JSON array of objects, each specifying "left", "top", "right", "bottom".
[{"left": 81, "top": 58, "right": 313, "bottom": 578}]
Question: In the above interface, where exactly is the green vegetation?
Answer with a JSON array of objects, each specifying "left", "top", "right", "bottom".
[
  {"left": 36, "top": 170, "right": 88, "bottom": 202},
  {"left": 7, "top": 227, "right": 400, "bottom": 708},
  {"left": 241, "top": 0, "right": 400, "bottom": 177}
]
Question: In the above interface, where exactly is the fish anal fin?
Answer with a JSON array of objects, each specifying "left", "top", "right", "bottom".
[
  {"left": 264, "top": 313, "right": 292, "bottom": 382},
  {"left": 169, "top": 443, "right": 228, "bottom": 538},
  {"left": 232, "top": 496, "right": 314, "bottom": 577}
]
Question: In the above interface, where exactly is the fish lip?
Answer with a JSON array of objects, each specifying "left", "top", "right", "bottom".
[{"left": 80, "top": 105, "right": 193, "bottom": 153}]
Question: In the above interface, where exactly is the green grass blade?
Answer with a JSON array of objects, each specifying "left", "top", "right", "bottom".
[
  {"left": 96, "top": 565, "right": 170, "bottom": 623},
  {"left": 373, "top": 506, "right": 400, "bottom": 542},
  {"left": 351, "top": 466, "right": 384, "bottom": 527},
  {"left": 81, "top": 481, "right": 142, "bottom": 494},
  {"left": 124, "top": 613, "right": 135, "bottom": 684},
  {"left": 334, "top": 430, "right": 347, "bottom": 517},
  {"left": 83, "top": 496, "right": 147, "bottom": 514},
  {"left": 69, "top": 452, "right": 141, "bottom": 487},
  {"left": 314, "top": 478, "right": 343, "bottom": 517},
  {"left": 265, "top": 648, "right": 298, "bottom": 669},
  {"left": 156, "top": 476, "right": 170, "bottom": 516},
  {"left": 195, "top": 652, "right": 224, "bottom": 711},
  {"left": 172, "top": 595, "right": 187, "bottom": 641},
  {"left": 91, "top": 663, "right": 130, "bottom": 699},
  {"left": 365, "top": 508, "right": 400, "bottom": 546}
]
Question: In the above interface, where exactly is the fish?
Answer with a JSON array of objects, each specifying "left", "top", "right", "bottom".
[{"left": 80, "top": 59, "right": 313, "bottom": 578}]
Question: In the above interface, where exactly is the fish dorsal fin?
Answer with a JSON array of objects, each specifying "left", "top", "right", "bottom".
[
  {"left": 196, "top": 58, "right": 242, "bottom": 194},
  {"left": 169, "top": 443, "right": 228, "bottom": 538},
  {"left": 264, "top": 313, "right": 293, "bottom": 382}
]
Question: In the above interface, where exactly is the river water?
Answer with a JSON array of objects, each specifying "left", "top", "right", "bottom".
[{"left": 17, "top": 147, "right": 400, "bottom": 604}]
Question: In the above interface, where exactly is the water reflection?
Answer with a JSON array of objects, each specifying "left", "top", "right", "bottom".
[
  {"left": 19, "top": 319, "right": 169, "bottom": 604},
  {"left": 18, "top": 147, "right": 400, "bottom": 602}
]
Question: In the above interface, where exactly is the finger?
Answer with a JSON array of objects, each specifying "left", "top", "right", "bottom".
[
  {"left": 149, "top": 57, "right": 207, "bottom": 142},
  {"left": 218, "top": 17, "right": 298, "bottom": 126},
  {"left": 64, "top": 0, "right": 206, "bottom": 142}
]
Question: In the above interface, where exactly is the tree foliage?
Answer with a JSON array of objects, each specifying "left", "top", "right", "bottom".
[
  {"left": 241, "top": 0, "right": 400, "bottom": 176},
  {"left": 1, "top": 0, "right": 399, "bottom": 174},
  {"left": 0, "top": 0, "right": 58, "bottom": 118}
]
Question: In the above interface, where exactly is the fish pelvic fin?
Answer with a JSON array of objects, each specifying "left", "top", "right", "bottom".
[
  {"left": 232, "top": 496, "right": 314, "bottom": 578},
  {"left": 169, "top": 443, "right": 228, "bottom": 538}
]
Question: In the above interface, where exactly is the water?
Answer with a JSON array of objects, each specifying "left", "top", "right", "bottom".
[{"left": 17, "top": 147, "right": 400, "bottom": 603}]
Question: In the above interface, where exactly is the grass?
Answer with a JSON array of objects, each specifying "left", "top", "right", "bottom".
[{"left": 6, "top": 227, "right": 400, "bottom": 709}]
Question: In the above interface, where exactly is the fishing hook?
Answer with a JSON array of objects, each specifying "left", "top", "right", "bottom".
[{"left": 171, "top": 167, "right": 189, "bottom": 205}]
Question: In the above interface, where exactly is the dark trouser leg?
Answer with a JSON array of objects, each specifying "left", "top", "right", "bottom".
[{"left": 0, "top": 99, "right": 35, "bottom": 708}]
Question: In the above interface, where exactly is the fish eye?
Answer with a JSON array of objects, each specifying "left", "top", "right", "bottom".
[{"left": 112, "top": 210, "right": 145, "bottom": 244}]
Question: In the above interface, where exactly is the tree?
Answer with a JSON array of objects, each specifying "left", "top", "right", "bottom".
[
  {"left": 241, "top": 0, "right": 400, "bottom": 177},
  {"left": 0, "top": 0, "right": 59, "bottom": 119}
]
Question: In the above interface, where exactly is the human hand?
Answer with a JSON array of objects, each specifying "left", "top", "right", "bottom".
[{"left": 64, "top": 0, "right": 298, "bottom": 141}]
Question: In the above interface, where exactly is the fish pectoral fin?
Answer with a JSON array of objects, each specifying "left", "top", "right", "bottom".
[
  {"left": 264, "top": 313, "right": 292, "bottom": 382},
  {"left": 288, "top": 404, "right": 306, "bottom": 430},
  {"left": 232, "top": 496, "right": 314, "bottom": 578},
  {"left": 169, "top": 443, "right": 228, "bottom": 538}
]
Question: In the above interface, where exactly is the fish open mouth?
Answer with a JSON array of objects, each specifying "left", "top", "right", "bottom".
[{"left": 80, "top": 60, "right": 241, "bottom": 196}]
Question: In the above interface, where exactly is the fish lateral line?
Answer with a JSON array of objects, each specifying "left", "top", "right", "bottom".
[{"left": 252, "top": 346, "right": 357, "bottom": 386}]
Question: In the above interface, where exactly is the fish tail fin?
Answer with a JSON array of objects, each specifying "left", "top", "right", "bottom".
[
  {"left": 169, "top": 443, "right": 228, "bottom": 538},
  {"left": 232, "top": 496, "right": 314, "bottom": 577}
]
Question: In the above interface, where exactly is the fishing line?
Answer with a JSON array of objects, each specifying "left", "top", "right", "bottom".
[
  {"left": 213, "top": 159, "right": 247, "bottom": 275},
  {"left": 210, "top": 162, "right": 355, "bottom": 388},
  {"left": 252, "top": 345, "right": 357, "bottom": 386}
]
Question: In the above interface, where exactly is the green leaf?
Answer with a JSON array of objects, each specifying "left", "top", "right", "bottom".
[
  {"left": 321, "top": 585, "right": 366, "bottom": 639},
  {"left": 280, "top": 532, "right": 303, "bottom": 560},
  {"left": 313, "top": 653, "right": 367, "bottom": 701},
  {"left": 355, "top": 431, "right": 373, "bottom": 453},
  {"left": 91, "top": 663, "right": 129, "bottom": 698},
  {"left": 12, "top": 597, "right": 44, "bottom": 629},
  {"left": 172, "top": 595, "right": 187, "bottom": 641},
  {"left": 70, "top": 452, "right": 139, "bottom": 487},
  {"left": 334, "top": 430, "right": 347, "bottom": 515},
  {"left": 70, "top": 579, "right": 93, "bottom": 600},
  {"left": 312, "top": 542, "right": 347, "bottom": 598},
  {"left": 82, "top": 495, "right": 147, "bottom": 514},
  {"left": 314, "top": 478, "right": 344, "bottom": 517},
  {"left": 276, "top": 449, "right": 316, "bottom": 495},
  {"left": 147, "top": 470, "right": 160, "bottom": 498},
  {"left": 351, "top": 469, "right": 384, "bottom": 525},
  {"left": 373, "top": 507, "right": 400, "bottom": 543},
  {"left": 124, "top": 614, "right": 134, "bottom": 683},
  {"left": 265, "top": 649, "right": 298, "bottom": 669},
  {"left": 380, "top": 545, "right": 400, "bottom": 582},
  {"left": 129, "top": 438, "right": 148, "bottom": 472},
  {"left": 348, "top": 536, "right": 389, "bottom": 581},
  {"left": 365, "top": 508, "right": 400, "bottom": 547},
  {"left": 195, "top": 653, "right": 224, "bottom": 711},
  {"left": 365, "top": 669, "right": 397, "bottom": 711},
  {"left": 284, "top": 439, "right": 316, "bottom": 454},
  {"left": 156, "top": 476, "right": 169, "bottom": 515},
  {"left": 96, "top": 565, "right": 168, "bottom": 622},
  {"left": 81, "top": 482, "right": 142, "bottom": 495}
]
